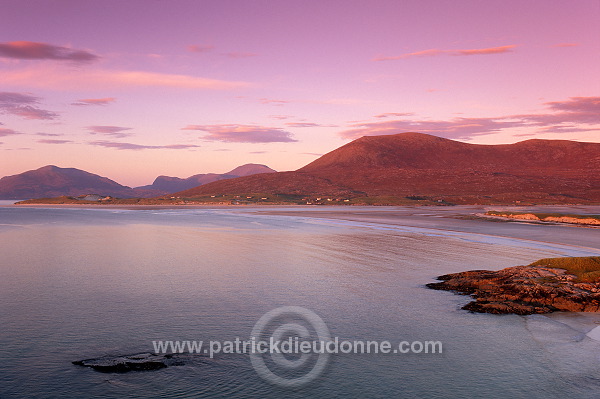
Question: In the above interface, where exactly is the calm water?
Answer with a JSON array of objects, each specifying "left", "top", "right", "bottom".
[{"left": 1, "top": 206, "right": 600, "bottom": 398}]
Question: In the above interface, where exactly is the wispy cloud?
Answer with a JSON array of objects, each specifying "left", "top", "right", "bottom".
[
  {"left": 0, "top": 91, "right": 58, "bottom": 120},
  {"left": 0, "top": 41, "right": 99, "bottom": 62},
  {"left": 182, "top": 124, "right": 297, "bottom": 143},
  {"left": 340, "top": 118, "right": 520, "bottom": 140},
  {"left": 89, "top": 140, "right": 200, "bottom": 150},
  {"left": 2, "top": 66, "right": 251, "bottom": 90},
  {"left": 340, "top": 97, "right": 600, "bottom": 140},
  {"left": 187, "top": 44, "right": 215, "bottom": 53},
  {"left": 374, "top": 45, "right": 517, "bottom": 61},
  {"left": 86, "top": 126, "right": 132, "bottom": 138},
  {"left": 72, "top": 97, "right": 116, "bottom": 106},
  {"left": 0, "top": 127, "right": 22, "bottom": 137},
  {"left": 374, "top": 112, "right": 414, "bottom": 119},
  {"left": 302, "top": 152, "right": 324, "bottom": 156},
  {"left": 259, "top": 98, "right": 290, "bottom": 106},
  {"left": 553, "top": 43, "right": 579, "bottom": 48},
  {"left": 36, "top": 132, "right": 62, "bottom": 137},
  {"left": 453, "top": 45, "right": 516, "bottom": 56},
  {"left": 284, "top": 122, "right": 322, "bottom": 128},
  {"left": 37, "top": 139, "right": 73, "bottom": 144}
]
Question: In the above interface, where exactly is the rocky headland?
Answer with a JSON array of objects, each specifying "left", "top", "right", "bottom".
[{"left": 427, "top": 257, "right": 600, "bottom": 315}]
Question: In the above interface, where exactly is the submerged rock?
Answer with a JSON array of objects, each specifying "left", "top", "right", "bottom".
[
  {"left": 427, "top": 265, "right": 600, "bottom": 315},
  {"left": 73, "top": 353, "right": 182, "bottom": 373}
]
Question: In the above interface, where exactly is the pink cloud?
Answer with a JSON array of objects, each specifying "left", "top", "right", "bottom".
[
  {"left": 89, "top": 140, "right": 200, "bottom": 150},
  {"left": 86, "top": 126, "right": 132, "bottom": 138},
  {"left": 284, "top": 122, "right": 322, "bottom": 128},
  {"left": 0, "top": 41, "right": 99, "bottom": 62},
  {"left": 553, "top": 43, "right": 579, "bottom": 47},
  {"left": 0, "top": 127, "right": 22, "bottom": 137},
  {"left": 339, "top": 96, "right": 600, "bottom": 140},
  {"left": 259, "top": 98, "right": 290, "bottom": 106},
  {"left": 37, "top": 139, "right": 73, "bottom": 144},
  {"left": 453, "top": 45, "right": 516, "bottom": 56},
  {"left": 374, "top": 112, "right": 414, "bottom": 119},
  {"left": 36, "top": 132, "right": 62, "bottom": 137},
  {"left": 2, "top": 67, "right": 251, "bottom": 90},
  {"left": 269, "top": 115, "right": 293, "bottom": 120},
  {"left": 10, "top": 106, "right": 58, "bottom": 120},
  {"left": 182, "top": 124, "right": 297, "bottom": 143},
  {"left": 0, "top": 91, "right": 58, "bottom": 120},
  {"left": 374, "top": 49, "right": 443, "bottom": 61},
  {"left": 72, "top": 97, "right": 116, "bottom": 106},
  {"left": 374, "top": 45, "right": 516, "bottom": 61},
  {"left": 340, "top": 118, "right": 520, "bottom": 140},
  {"left": 188, "top": 44, "right": 215, "bottom": 53}
]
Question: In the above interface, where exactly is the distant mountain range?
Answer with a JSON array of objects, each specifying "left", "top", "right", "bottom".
[
  {"left": 176, "top": 133, "right": 600, "bottom": 204},
  {"left": 136, "top": 164, "right": 275, "bottom": 194},
  {"left": 4, "top": 133, "right": 599, "bottom": 204},
  {"left": 0, "top": 164, "right": 276, "bottom": 200}
]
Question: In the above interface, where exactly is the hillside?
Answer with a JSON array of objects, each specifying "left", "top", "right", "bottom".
[
  {"left": 135, "top": 164, "right": 276, "bottom": 194},
  {"left": 175, "top": 133, "right": 600, "bottom": 204},
  {"left": 0, "top": 164, "right": 276, "bottom": 200},
  {"left": 0, "top": 165, "right": 140, "bottom": 199}
]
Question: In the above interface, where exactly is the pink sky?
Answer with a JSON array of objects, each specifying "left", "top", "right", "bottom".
[{"left": 0, "top": 0, "right": 598, "bottom": 186}]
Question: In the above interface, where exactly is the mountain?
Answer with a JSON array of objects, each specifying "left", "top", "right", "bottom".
[
  {"left": 0, "top": 163, "right": 277, "bottom": 200},
  {"left": 175, "top": 133, "right": 600, "bottom": 204},
  {"left": 135, "top": 164, "right": 276, "bottom": 194},
  {"left": 0, "top": 165, "right": 140, "bottom": 200}
]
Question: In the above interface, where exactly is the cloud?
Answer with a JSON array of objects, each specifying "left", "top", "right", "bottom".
[
  {"left": 269, "top": 115, "right": 293, "bottom": 120},
  {"left": 10, "top": 106, "right": 58, "bottom": 120},
  {"left": 340, "top": 96, "right": 600, "bottom": 140},
  {"left": 89, "top": 141, "right": 201, "bottom": 150},
  {"left": 513, "top": 97, "right": 600, "bottom": 128},
  {"left": 284, "top": 122, "right": 322, "bottom": 128},
  {"left": 0, "top": 92, "right": 37, "bottom": 104},
  {"left": 374, "top": 112, "right": 414, "bottom": 119},
  {"left": 259, "top": 98, "right": 290, "bottom": 106},
  {"left": 182, "top": 124, "right": 297, "bottom": 143},
  {"left": 553, "top": 43, "right": 579, "bottom": 48},
  {"left": 0, "top": 127, "right": 22, "bottom": 137},
  {"left": 0, "top": 41, "right": 99, "bottom": 62},
  {"left": 0, "top": 91, "right": 58, "bottom": 120},
  {"left": 37, "top": 139, "right": 73, "bottom": 144},
  {"left": 374, "top": 45, "right": 516, "bottom": 61},
  {"left": 340, "top": 118, "right": 520, "bottom": 140},
  {"left": 374, "top": 49, "right": 443, "bottom": 61},
  {"left": 86, "top": 126, "right": 132, "bottom": 138},
  {"left": 36, "top": 132, "right": 62, "bottom": 137},
  {"left": 187, "top": 44, "right": 215, "bottom": 53},
  {"left": 453, "top": 45, "right": 516, "bottom": 56},
  {"left": 72, "top": 97, "right": 116, "bottom": 106},
  {"left": 2, "top": 66, "right": 251, "bottom": 90}
]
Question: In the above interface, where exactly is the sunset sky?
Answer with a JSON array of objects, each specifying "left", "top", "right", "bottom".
[{"left": 1, "top": 0, "right": 599, "bottom": 187}]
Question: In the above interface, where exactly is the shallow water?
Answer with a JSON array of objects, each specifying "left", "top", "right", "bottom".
[{"left": 1, "top": 206, "right": 599, "bottom": 398}]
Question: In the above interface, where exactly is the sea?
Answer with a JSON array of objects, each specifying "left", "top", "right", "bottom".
[{"left": 1, "top": 204, "right": 600, "bottom": 399}]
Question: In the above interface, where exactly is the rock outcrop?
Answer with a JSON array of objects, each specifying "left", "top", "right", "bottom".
[
  {"left": 73, "top": 353, "right": 183, "bottom": 372},
  {"left": 427, "top": 265, "right": 600, "bottom": 315}
]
